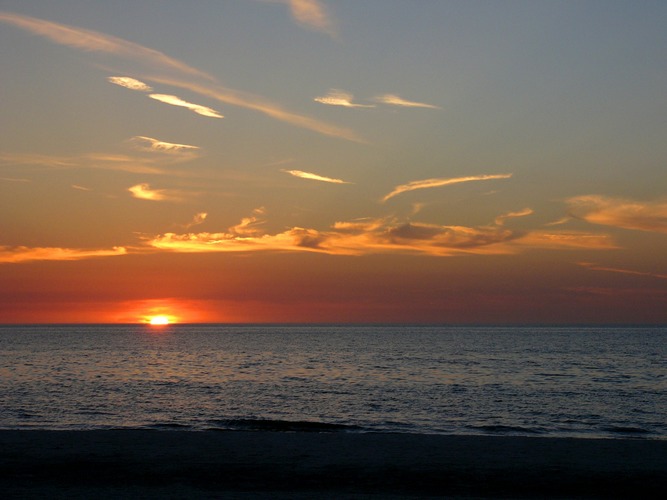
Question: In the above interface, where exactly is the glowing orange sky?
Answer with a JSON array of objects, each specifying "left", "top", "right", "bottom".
[{"left": 1, "top": 2, "right": 666, "bottom": 324}]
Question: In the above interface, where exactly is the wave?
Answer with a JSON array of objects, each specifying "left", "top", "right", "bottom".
[
  {"left": 206, "top": 418, "right": 363, "bottom": 433},
  {"left": 465, "top": 424, "right": 545, "bottom": 435},
  {"left": 601, "top": 425, "right": 651, "bottom": 435},
  {"left": 75, "top": 410, "right": 115, "bottom": 416},
  {"left": 145, "top": 422, "right": 195, "bottom": 430}
]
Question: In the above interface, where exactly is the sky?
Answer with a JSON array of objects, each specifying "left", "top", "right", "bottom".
[{"left": 1, "top": 0, "right": 667, "bottom": 324}]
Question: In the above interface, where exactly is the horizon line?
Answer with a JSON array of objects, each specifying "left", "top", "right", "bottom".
[{"left": 1, "top": 322, "right": 665, "bottom": 328}]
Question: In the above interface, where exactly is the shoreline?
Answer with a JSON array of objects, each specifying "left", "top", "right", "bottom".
[{"left": 2, "top": 430, "right": 667, "bottom": 498}]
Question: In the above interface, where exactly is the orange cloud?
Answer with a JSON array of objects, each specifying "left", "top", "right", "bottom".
[
  {"left": 516, "top": 231, "right": 617, "bottom": 250},
  {"left": 494, "top": 208, "right": 534, "bottom": 226},
  {"left": 567, "top": 195, "right": 667, "bottom": 234},
  {"left": 268, "top": 0, "right": 337, "bottom": 37},
  {"left": 145, "top": 212, "right": 615, "bottom": 257},
  {"left": 282, "top": 169, "right": 351, "bottom": 184},
  {"left": 0, "top": 245, "right": 126, "bottom": 264},
  {"left": 229, "top": 208, "right": 267, "bottom": 236},
  {"left": 183, "top": 212, "right": 208, "bottom": 229},
  {"left": 291, "top": 0, "right": 336, "bottom": 35},
  {"left": 382, "top": 173, "right": 513, "bottom": 202}
]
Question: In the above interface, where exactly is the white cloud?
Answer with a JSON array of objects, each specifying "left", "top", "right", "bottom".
[
  {"left": 128, "top": 183, "right": 185, "bottom": 202},
  {"left": 129, "top": 136, "right": 200, "bottom": 156},
  {"left": 382, "top": 173, "right": 513, "bottom": 202},
  {"left": 107, "top": 76, "right": 152, "bottom": 91},
  {"left": 282, "top": 169, "right": 351, "bottom": 184},
  {"left": 314, "top": 89, "right": 374, "bottom": 108},
  {"left": 148, "top": 94, "right": 223, "bottom": 118},
  {"left": 375, "top": 94, "right": 440, "bottom": 109}
]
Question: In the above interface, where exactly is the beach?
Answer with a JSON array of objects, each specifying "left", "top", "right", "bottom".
[{"left": 1, "top": 431, "right": 666, "bottom": 498}]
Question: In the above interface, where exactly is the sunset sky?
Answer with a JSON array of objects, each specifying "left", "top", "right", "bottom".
[{"left": 1, "top": 1, "right": 666, "bottom": 324}]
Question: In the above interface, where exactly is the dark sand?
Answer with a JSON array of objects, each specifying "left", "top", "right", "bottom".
[{"left": 1, "top": 430, "right": 666, "bottom": 498}]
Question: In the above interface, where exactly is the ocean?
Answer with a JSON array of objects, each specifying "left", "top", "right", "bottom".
[{"left": 1, "top": 324, "right": 665, "bottom": 439}]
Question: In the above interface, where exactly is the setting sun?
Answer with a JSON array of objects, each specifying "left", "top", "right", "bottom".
[{"left": 149, "top": 315, "right": 170, "bottom": 325}]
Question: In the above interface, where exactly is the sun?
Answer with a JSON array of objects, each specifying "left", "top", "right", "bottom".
[{"left": 149, "top": 315, "right": 170, "bottom": 325}]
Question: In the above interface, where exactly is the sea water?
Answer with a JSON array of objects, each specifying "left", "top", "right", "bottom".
[{"left": 1, "top": 324, "right": 665, "bottom": 438}]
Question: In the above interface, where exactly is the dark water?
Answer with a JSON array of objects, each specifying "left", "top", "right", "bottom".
[{"left": 1, "top": 324, "right": 665, "bottom": 438}]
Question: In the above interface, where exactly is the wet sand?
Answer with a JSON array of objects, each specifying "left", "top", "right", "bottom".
[{"left": 1, "top": 430, "right": 666, "bottom": 498}]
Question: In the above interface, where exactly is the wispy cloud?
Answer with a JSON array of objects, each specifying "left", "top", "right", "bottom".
[
  {"left": 128, "top": 136, "right": 200, "bottom": 157},
  {"left": 516, "top": 231, "right": 617, "bottom": 250},
  {"left": 264, "top": 0, "right": 336, "bottom": 37},
  {"left": 382, "top": 173, "right": 513, "bottom": 202},
  {"left": 1, "top": 11, "right": 362, "bottom": 142},
  {"left": 71, "top": 184, "right": 91, "bottom": 191},
  {"left": 107, "top": 76, "right": 152, "bottom": 91},
  {"left": 148, "top": 94, "right": 223, "bottom": 118},
  {"left": 0, "top": 152, "right": 78, "bottom": 169},
  {"left": 1, "top": 176, "right": 30, "bottom": 182},
  {"left": 545, "top": 216, "right": 572, "bottom": 226},
  {"left": 183, "top": 212, "right": 208, "bottom": 229},
  {"left": 2, "top": 151, "right": 166, "bottom": 174},
  {"left": 0, "top": 11, "right": 214, "bottom": 81},
  {"left": 128, "top": 183, "right": 185, "bottom": 202},
  {"left": 83, "top": 154, "right": 169, "bottom": 174},
  {"left": 578, "top": 261, "right": 667, "bottom": 280},
  {"left": 374, "top": 94, "right": 440, "bottom": 109},
  {"left": 148, "top": 76, "right": 365, "bottom": 143},
  {"left": 289, "top": 0, "right": 336, "bottom": 36},
  {"left": 229, "top": 207, "right": 267, "bottom": 236},
  {"left": 314, "top": 90, "right": 439, "bottom": 110},
  {"left": 0, "top": 245, "right": 126, "bottom": 264},
  {"left": 264, "top": 158, "right": 295, "bottom": 167},
  {"left": 3, "top": 133, "right": 202, "bottom": 174},
  {"left": 410, "top": 202, "right": 426, "bottom": 216},
  {"left": 495, "top": 208, "right": 533, "bottom": 226},
  {"left": 282, "top": 169, "right": 351, "bottom": 184},
  {"left": 567, "top": 195, "right": 667, "bottom": 234},
  {"left": 314, "top": 89, "right": 374, "bottom": 108}
]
